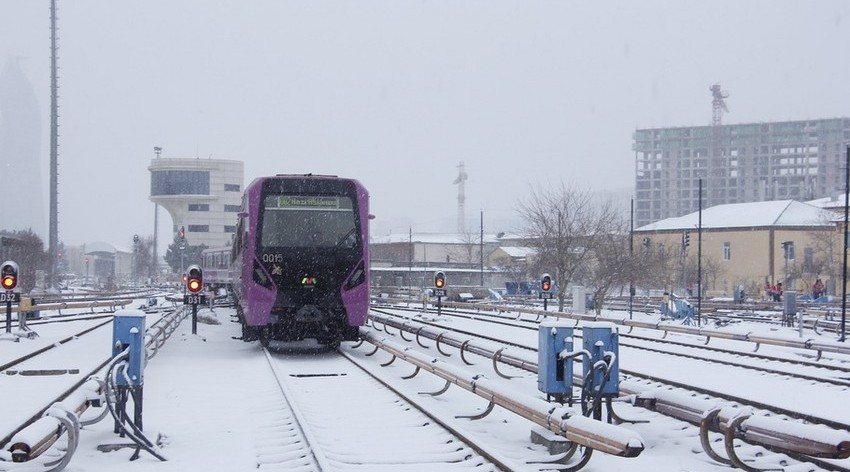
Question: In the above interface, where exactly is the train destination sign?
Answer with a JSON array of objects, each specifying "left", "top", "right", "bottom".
[{"left": 272, "top": 196, "right": 341, "bottom": 209}]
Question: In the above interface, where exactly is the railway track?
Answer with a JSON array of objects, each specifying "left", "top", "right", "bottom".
[
  {"left": 368, "top": 305, "right": 850, "bottom": 471},
  {"left": 260, "top": 347, "right": 499, "bottom": 471},
  {"left": 0, "top": 304, "right": 183, "bottom": 458}
]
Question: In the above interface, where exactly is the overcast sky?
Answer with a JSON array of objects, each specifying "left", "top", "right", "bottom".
[{"left": 1, "top": 1, "right": 849, "bottom": 251}]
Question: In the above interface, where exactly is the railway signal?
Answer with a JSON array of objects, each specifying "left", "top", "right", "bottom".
[
  {"left": 682, "top": 231, "right": 690, "bottom": 249},
  {"left": 186, "top": 265, "right": 203, "bottom": 294},
  {"left": 434, "top": 270, "right": 446, "bottom": 289},
  {"left": 1, "top": 261, "right": 20, "bottom": 338},
  {"left": 183, "top": 264, "right": 207, "bottom": 335},
  {"left": 433, "top": 270, "right": 447, "bottom": 315},
  {"left": 1, "top": 261, "right": 18, "bottom": 291},
  {"left": 540, "top": 273, "right": 554, "bottom": 311}
]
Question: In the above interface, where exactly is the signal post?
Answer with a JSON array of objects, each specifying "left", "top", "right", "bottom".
[
  {"left": 1, "top": 261, "right": 21, "bottom": 342},
  {"left": 183, "top": 265, "right": 206, "bottom": 335}
]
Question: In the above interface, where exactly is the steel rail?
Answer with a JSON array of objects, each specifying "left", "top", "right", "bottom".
[
  {"left": 375, "top": 298, "right": 850, "bottom": 358},
  {"left": 369, "top": 311, "right": 850, "bottom": 469},
  {"left": 377, "top": 304, "right": 850, "bottom": 376},
  {"left": 360, "top": 330, "right": 645, "bottom": 459}
]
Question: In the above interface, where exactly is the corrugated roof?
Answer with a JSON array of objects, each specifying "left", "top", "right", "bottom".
[{"left": 636, "top": 200, "right": 835, "bottom": 231}]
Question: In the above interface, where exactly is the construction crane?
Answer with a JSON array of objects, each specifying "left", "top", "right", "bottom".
[
  {"left": 709, "top": 83, "right": 730, "bottom": 204},
  {"left": 710, "top": 83, "right": 729, "bottom": 126},
  {"left": 453, "top": 162, "right": 468, "bottom": 233}
]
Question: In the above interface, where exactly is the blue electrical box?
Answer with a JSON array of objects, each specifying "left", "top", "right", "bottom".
[
  {"left": 112, "top": 310, "right": 146, "bottom": 387},
  {"left": 537, "top": 321, "right": 574, "bottom": 396},
  {"left": 581, "top": 322, "right": 619, "bottom": 397}
]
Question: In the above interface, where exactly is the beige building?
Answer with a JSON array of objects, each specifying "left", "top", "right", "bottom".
[{"left": 635, "top": 200, "right": 840, "bottom": 298}]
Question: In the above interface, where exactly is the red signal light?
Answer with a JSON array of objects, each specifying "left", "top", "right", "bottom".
[
  {"left": 1, "top": 261, "right": 18, "bottom": 291},
  {"left": 434, "top": 271, "right": 446, "bottom": 289},
  {"left": 2, "top": 276, "right": 15, "bottom": 290},
  {"left": 186, "top": 265, "right": 203, "bottom": 294},
  {"left": 541, "top": 273, "right": 553, "bottom": 293}
]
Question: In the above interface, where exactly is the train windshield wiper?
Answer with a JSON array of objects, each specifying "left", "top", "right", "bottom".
[{"left": 335, "top": 227, "right": 357, "bottom": 248}]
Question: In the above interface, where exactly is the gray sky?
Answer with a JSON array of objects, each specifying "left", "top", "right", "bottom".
[{"left": 1, "top": 1, "right": 849, "bottom": 251}]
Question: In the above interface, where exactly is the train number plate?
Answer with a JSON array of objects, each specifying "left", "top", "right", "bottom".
[
  {"left": 0, "top": 292, "right": 20, "bottom": 303},
  {"left": 183, "top": 295, "right": 207, "bottom": 305}
]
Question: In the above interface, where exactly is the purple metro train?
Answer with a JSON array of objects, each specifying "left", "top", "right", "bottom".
[{"left": 231, "top": 174, "right": 370, "bottom": 346}]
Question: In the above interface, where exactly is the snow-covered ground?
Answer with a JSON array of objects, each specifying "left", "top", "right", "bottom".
[{"left": 2, "top": 302, "right": 849, "bottom": 471}]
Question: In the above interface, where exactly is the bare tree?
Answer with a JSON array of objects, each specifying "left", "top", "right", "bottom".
[
  {"left": 449, "top": 229, "right": 480, "bottom": 265},
  {"left": 501, "top": 259, "right": 530, "bottom": 293},
  {"left": 517, "top": 182, "right": 622, "bottom": 311},
  {"left": 578, "top": 215, "right": 634, "bottom": 315},
  {"left": 806, "top": 222, "right": 842, "bottom": 296}
]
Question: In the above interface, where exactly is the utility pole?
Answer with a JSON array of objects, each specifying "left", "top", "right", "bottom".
[
  {"left": 841, "top": 145, "right": 849, "bottom": 342},
  {"left": 479, "top": 210, "right": 484, "bottom": 287},
  {"left": 697, "top": 178, "right": 703, "bottom": 327},
  {"left": 629, "top": 197, "right": 635, "bottom": 319}
]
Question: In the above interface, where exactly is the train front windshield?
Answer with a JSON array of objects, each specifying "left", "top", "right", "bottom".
[{"left": 259, "top": 195, "right": 360, "bottom": 249}]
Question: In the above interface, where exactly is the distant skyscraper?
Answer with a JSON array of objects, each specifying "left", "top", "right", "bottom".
[{"left": 0, "top": 58, "right": 45, "bottom": 237}]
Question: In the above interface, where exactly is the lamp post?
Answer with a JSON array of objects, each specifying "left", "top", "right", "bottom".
[{"left": 152, "top": 146, "right": 162, "bottom": 285}]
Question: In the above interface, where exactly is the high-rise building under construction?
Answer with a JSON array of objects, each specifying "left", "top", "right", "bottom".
[{"left": 634, "top": 117, "right": 850, "bottom": 227}]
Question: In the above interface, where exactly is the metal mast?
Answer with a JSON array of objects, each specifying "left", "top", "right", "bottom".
[
  {"left": 453, "top": 162, "right": 468, "bottom": 233},
  {"left": 48, "top": 0, "right": 60, "bottom": 288}
]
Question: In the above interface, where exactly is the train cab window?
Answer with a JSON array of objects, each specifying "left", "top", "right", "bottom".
[{"left": 259, "top": 194, "right": 359, "bottom": 249}]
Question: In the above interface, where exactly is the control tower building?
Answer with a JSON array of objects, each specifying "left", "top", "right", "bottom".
[{"left": 149, "top": 158, "right": 244, "bottom": 249}]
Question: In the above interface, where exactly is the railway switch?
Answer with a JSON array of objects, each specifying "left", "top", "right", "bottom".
[{"left": 537, "top": 321, "right": 574, "bottom": 402}]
